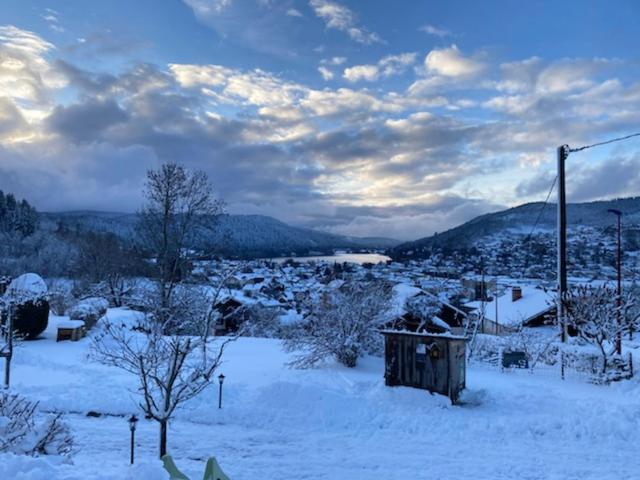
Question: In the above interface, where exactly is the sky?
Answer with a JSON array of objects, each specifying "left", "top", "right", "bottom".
[{"left": 1, "top": 0, "right": 639, "bottom": 240}]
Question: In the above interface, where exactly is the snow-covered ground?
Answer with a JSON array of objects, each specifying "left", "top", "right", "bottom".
[{"left": 5, "top": 308, "right": 640, "bottom": 479}]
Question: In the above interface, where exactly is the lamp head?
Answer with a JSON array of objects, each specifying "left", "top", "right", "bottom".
[
  {"left": 128, "top": 414, "right": 138, "bottom": 431},
  {"left": 218, "top": 373, "right": 225, "bottom": 384}
]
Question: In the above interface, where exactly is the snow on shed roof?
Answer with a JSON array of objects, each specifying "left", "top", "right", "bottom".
[
  {"left": 391, "top": 283, "right": 422, "bottom": 315},
  {"left": 379, "top": 329, "right": 467, "bottom": 341}
]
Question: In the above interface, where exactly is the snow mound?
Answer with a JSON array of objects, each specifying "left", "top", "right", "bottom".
[
  {"left": 0, "top": 453, "right": 167, "bottom": 480},
  {"left": 5, "top": 274, "right": 48, "bottom": 303},
  {"left": 66, "top": 297, "right": 109, "bottom": 329}
]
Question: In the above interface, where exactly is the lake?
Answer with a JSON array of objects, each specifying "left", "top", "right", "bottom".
[{"left": 270, "top": 252, "right": 391, "bottom": 265}]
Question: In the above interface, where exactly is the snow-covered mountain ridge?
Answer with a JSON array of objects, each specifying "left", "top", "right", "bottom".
[
  {"left": 391, "top": 197, "right": 640, "bottom": 259},
  {"left": 39, "top": 211, "right": 400, "bottom": 258}
]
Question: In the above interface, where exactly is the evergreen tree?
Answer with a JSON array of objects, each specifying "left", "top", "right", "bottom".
[{"left": 0, "top": 190, "right": 38, "bottom": 237}]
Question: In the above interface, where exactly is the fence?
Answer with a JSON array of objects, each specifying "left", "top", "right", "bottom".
[{"left": 497, "top": 348, "right": 634, "bottom": 384}]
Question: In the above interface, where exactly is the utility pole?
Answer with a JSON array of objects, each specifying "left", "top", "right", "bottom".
[
  {"left": 608, "top": 209, "right": 623, "bottom": 353},
  {"left": 557, "top": 145, "right": 569, "bottom": 342},
  {"left": 495, "top": 280, "right": 499, "bottom": 335},
  {"left": 480, "top": 260, "right": 485, "bottom": 335}
]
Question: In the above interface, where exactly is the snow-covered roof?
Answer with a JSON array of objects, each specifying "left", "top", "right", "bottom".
[
  {"left": 379, "top": 329, "right": 466, "bottom": 340},
  {"left": 465, "top": 285, "right": 554, "bottom": 326},
  {"left": 391, "top": 283, "right": 422, "bottom": 315}
]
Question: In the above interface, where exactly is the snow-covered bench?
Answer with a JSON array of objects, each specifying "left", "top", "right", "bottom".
[{"left": 56, "top": 320, "right": 86, "bottom": 342}]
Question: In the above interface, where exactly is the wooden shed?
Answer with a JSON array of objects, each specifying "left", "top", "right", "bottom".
[{"left": 381, "top": 330, "right": 466, "bottom": 404}]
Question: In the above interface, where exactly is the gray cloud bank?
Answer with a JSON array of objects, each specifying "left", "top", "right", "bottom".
[{"left": 1, "top": 24, "right": 639, "bottom": 240}]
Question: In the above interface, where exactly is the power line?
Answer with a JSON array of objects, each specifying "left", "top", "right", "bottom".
[
  {"left": 568, "top": 132, "right": 640, "bottom": 153},
  {"left": 524, "top": 174, "right": 558, "bottom": 244}
]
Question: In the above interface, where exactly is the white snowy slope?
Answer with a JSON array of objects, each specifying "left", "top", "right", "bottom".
[{"left": 4, "top": 308, "right": 640, "bottom": 479}]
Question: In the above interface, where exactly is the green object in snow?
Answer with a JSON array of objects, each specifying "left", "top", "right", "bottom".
[
  {"left": 161, "top": 454, "right": 231, "bottom": 480},
  {"left": 202, "top": 457, "right": 230, "bottom": 480},
  {"left": 162, "top": 455, "right": 190, "bottom": 480}
]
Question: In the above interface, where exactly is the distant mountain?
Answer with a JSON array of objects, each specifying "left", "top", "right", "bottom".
[
  {"left": 39, "top": 211, "right": 401, "bottom": 258},
  {"left": 390, "top": 197, "right": 640, "bottom": 259}
]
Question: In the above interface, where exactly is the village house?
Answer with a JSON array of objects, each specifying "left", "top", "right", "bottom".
[{"left": 464, "top": 285, "right": 555, "bottom": 335}]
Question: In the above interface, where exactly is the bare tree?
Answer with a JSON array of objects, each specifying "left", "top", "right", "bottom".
[
  {"left": 137, "top": 163, "right": 224, "bottom": 321},
  {"left": 75, "top": 232, "right": 146, "bottom": 307},
  {"left": 563, "top": 285, "right": 638, "bottom": 373},
  {"left": 285, "top": 281, "right": 393, "bottom": 368},
  {"left": 91, "top": 303, "right": 232, "bottom": 458}
]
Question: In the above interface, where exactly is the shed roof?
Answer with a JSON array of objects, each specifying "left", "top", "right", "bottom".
[{"left": 379, "top": 329, "right": 467, "bottom": 341}]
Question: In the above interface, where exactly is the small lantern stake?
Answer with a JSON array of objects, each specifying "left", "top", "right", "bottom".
[
  {"left": 128, "top": 414, "right": 138, "bottom": 465},
  {"left": 218, "top": 373, "right": 225, "bottom": 409}
]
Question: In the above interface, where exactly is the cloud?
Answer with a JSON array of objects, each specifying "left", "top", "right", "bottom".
[
  {"left": 2, "top": 22, "right": 640, "bottom": 240},
  {"left": 286, "top": 8, "right": 302, "bottom": 17},
  {"left": 515, "top": 170, "right": 556, "bottom": 197},
  {"left": 343, "top": 64, "right": 378, "bottom": 82},
  {"left": 316, "top": 197, "right": 502, "bottom": 240},
  {"left": 570, "top": 154, "right": 640, "bottom": 202},
  {"left": 182, "top": 0, "right": 311, "bottom": 58},
  {"left": 47, "top": 99, "right": 130, "bottom": 144},
  {"left": 424, "top": 45, "right": 484, "bottom": 77},
  {"left": 0, "top": 97, "right": 30, "bottom": 142},
  {"left": 41, "top": 8, "right": 65, "bottom": 33},
  {"left": 318, "top": 66, "right": 334, "bottom": 80},
  {"left": 309, "top": 0, "right": 383, "bottom": 45},
  {"left": 343, "top": 52, "right": 416, "bottom": 82},
  {"left": 0, "top": 25, "right": 66, "bottom": 106},
  {"left": 62, "top": 30, "right": 149, "bottom": 60},
  {"left": 185, "top": 0, "right": 233, "bottom": 15},
  {"left": 419, "top": 24, "right": 450, "bottom": 38},
  {"left": 317, "top": 56, "right": 347, "bottom": 80}
]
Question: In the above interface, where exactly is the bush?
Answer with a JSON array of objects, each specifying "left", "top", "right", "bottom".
[
  {"left": 66, "top": 297, "right": 109, "bottom": 329},
  {"left": 0, "top": 391, "right": 73, "bottom": 457},
  {"left": 12, "top": 300, "right": 50, "bottom": 339},
  {"left": 284, "top": 281, "right": 393, "bottom": 368}
]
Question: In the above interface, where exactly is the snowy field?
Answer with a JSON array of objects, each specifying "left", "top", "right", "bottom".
[{"left": 4, "top": 308, "right": 640, "bottom": 480}]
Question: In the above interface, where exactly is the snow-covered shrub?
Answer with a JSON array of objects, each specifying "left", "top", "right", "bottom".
[
  {"left": 468, "top": 334, "right": 505, "bottom": 365},
  {"left": 284, "top": 281, "right": 394, "bottom": 368},
  {"left": 0, "top": 391, "right": 73, "bottom": 457},
  {"left": 3, "top": 273, "right": 49, "bottom": 339},
  {"left": 405, "top": 294, "right": 440, "bottom": 322},
  {"left": 46, "top": 280, "right": 76, "bottom": 316},
  {"left": 66, "top": 297, "right": 108, "bottom": 329},
  {"left": 237, "top": 304, "right": 284, "bottom": 338},
  {"left": 502, "top": 326, "right": 557, "bottom": 370}
]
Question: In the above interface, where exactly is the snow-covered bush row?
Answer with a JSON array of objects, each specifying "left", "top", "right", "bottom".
[
  {"left": 236, "top": 304, "right": 296, "bottom": 339},
  {"left": 66, "top": 297, "right": 109, "bottom": 329},
  {"left": 0, "top": 391, "right": 73, "bottom": 457}
]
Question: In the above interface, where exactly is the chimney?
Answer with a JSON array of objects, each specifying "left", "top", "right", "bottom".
[{"left": 511, "top": 286, "right": 522, "bottom": 302}]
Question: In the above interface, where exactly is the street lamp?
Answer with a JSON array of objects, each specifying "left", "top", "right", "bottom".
[
  {"left": 218, "top": 373, "right": 225, "bottom": 409},
  {"left": 128, "top": 414, "right": 138, "bottom": 465},
  {"left": 607, "top": 209, "right": 623, "bottom": 352}
]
